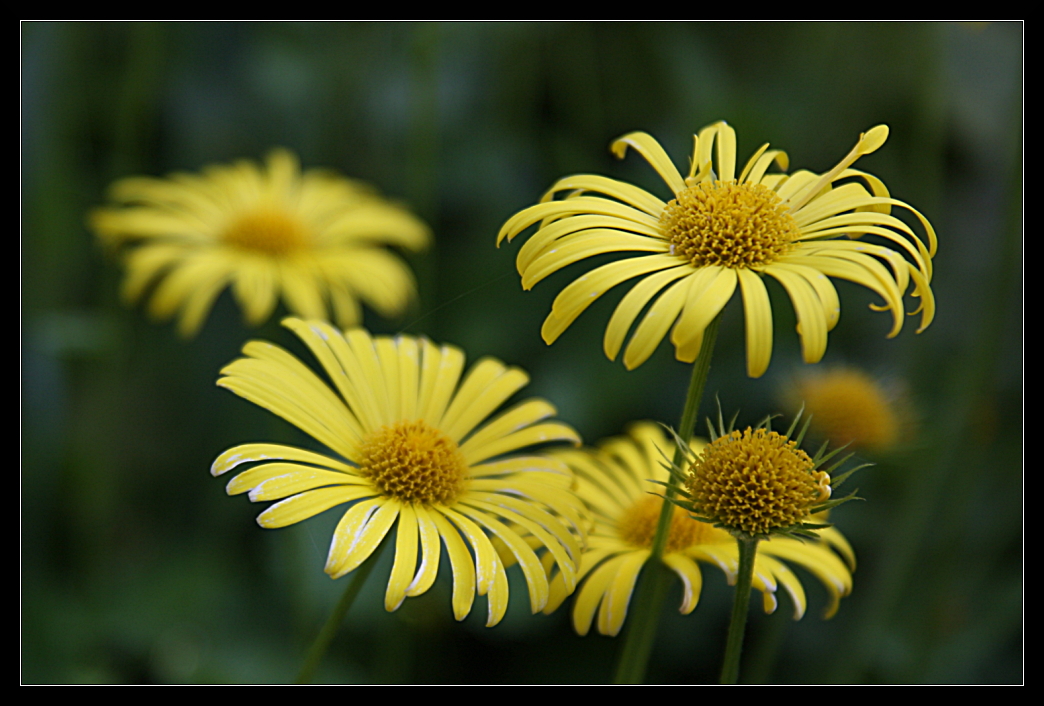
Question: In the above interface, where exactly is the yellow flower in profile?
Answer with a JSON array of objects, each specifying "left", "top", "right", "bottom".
[
  {"left": 91, "top": 150, "right": 429, "bottom": 336},
  {"left": 211, "top": 318, "right": 585, "bottom": 627},
  {"left": 498, "top": 122, "right": 937, "bottom": 376},
  {"left": 787, "top": 368, "right": 902, "bottom": 451},
  {"left": 544, "top": 423, "right": 854, "bottom": 636}
]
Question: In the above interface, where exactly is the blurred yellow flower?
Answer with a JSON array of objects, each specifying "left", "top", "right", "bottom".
[
  {"left": 545, "top": 423, "right": 854, "bottom": 636},
  {"left": 498, "top": 122, "right": 936, "bottom": 375},
  {"left": 212, "top": 319, "right": 585, "bottom": 627},
  {"left": 788, "top": 368, "right": 903, "bottom": 451},
  {"left": 91, "top": 150, "right": 428, "bottom": 336}
]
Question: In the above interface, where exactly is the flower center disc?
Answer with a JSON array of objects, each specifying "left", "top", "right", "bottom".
[
  {"left": 685, "top": 428, "right": 823, "bottom": 537},
  {"left": 359, "top": 420, "right": 467, "bottom": 505},
  {"left": 662, "top": 181, "right": 799, "bottom": 268},
  {"left": 224, "top": 209, "right": 307, "bottom": 255},
  {"left": 619, "top": 495, "right": 724, "bottom": 552}
]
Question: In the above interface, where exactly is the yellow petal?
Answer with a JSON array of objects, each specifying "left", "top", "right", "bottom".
[
  {"left": 258, "top": 486, "right": 365, "bottom": 529},
  {"left": 609, "top": 132, "right": 686, "bottom": 195},
  {"left": 429, "top": 510, "right": 476, "bottom": 621},
  {"left": 662, "top": 553, "right": 704, "bottom": 614},
  {"left": 385, "top": 504, "right": 419, "bottom": 611},
  {"left": 736, "top": 268, "right": 774, "bottom": 378},
  {"left": 764, "top": 266, "right": 828, "bottom": 364},
  {"left": 620, "top": 275, "right": 691, "bottom": 370},
  {"left": 406, "top": 505, "right": 442, "bottom": 597},
  {"left": 211, "top": 442, "right": 356, "bottom": 477},
  {"left": 603, "top": 266, "right": 692, "bottom": 361},
  {"left": 326, "top": 499, "right": 400, "bottom": 579},
  {"left": 542, "top": 174, "right": 667, "bottom": 217}
]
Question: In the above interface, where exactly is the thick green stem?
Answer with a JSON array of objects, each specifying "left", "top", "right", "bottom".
[
  {"left": 612, "top": 313, "right": 722, "bottom": 684},
  {"left": 295, "top": 544, "right": 384, "bottom": 684},
  {"left": 720, "top": 537, "right": 758, "bottom": 685}
]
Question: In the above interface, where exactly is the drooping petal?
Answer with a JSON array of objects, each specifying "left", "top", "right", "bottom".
[
  {"left": 441, "top": 508, "right": 498, "bottom": 597},
  {"left": 542, "top": 254, "right": 682, "bottom": 344},
  {"left": 571, "top": 553, "right": 633, "bottom": 637},
  {"left": 385, "top": 504, "right": 419, "bottom": 611},
  {"left": 670, "top": 266, "right": 738, "bottom": 357},
  {"left": 736, "top": 268, "right": 774, "bottom": 378},
  {"left": 755, "top": 553, "right": 807, "bottom": 619},
  {"left": 429, "top": 510, "right": 476, "bottom": 621},
  {"left": 621, "top": 275, "right": 693, "bottom": 370},
  {"left": 662, "top": 553, "right": 704, "bottom": 614},
  {"left": 406, "top": 505, "right": 442, "bottom": 598},
  {"left": 770, "top": 262, "right": 841, "bottom": 331},
  {"left": 456, "top": 503, "right": 549, "bottom": 612},
  {"left": 603, "top": 265, "right": 693, "bottom": 361},
  {"left": 463, "top": 495, "right": 579, "bottom": 589},
  {"left": 598, "top": 550, "right": 650, "bottom": 636},
  {"left": 764, "top": 265, "right": 829, "bottom": 364},
  {"left": 326, "top": 498, "right": 400, "bottom": 580},
  {"left": 609, "top": 132, "right": 687, "bottom": 195}
]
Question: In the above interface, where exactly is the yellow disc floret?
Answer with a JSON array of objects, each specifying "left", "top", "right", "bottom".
[
  {"left": 661, "top": 181, "right": 799, "bottom": 269},
  {"left": 360, "top": 420, "right": 468, "bottom": 504},
  {"left": 224, "top": 209, "right": 308, "bottom": 255},
  {"left": 618, "top": 495, "right": 728, "bottom": 552},
  {"left": 686, "top": 427, "right": 825, "bottom": 537}
]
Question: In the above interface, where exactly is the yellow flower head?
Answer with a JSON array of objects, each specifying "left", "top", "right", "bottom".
[
  {"left": 545, "top": 423, "right": 855, "bottom": 637},
  {"left": 498, "top": 122, "right": 937, "bottom": 376},
  {"left": 91, "top": 150, "right": 429, "bottom": 336},
  {"left": 211, "top": 318, "right": 585, "bottom": 627},
  {"left": 787, "top": 368, "right": 903, "bottom": 451},
  {"left": 685, "top": 427, "right": 830, "bottom": 539}
]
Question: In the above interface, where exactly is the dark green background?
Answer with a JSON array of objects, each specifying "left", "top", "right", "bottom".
[{"left": 22, "top": 22, "right": 1022, "bottom": 683}]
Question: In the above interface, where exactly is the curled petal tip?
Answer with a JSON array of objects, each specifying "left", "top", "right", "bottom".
[{"left": 859, "top": 125, "right": 889, "bottom": 155}]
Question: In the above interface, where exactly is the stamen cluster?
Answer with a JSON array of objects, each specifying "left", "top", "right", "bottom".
[
  {"left": 685, "top": 427, "right": 827, "bottom": 538},
  {"left": 619, "top": 495, "right": 721, "bottom": 552},
  {"left": 662, "top": 181, "right": 799, "bottom": 268},
  {"left": 360, "top": 420, "right": 467, "bottom": 504}
]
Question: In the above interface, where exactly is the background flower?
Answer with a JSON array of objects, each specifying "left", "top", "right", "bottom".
[
  {"left": 91, "top": 149, "right": 429, "bottom": 336},
  {"left": 782, "top": 368, "right": 908, "bottom": 452},
  {"left": 23, "top": 23, "right": 1021, "bottom": 683},
  {"left": 545, "top": 423, "right": 853, "bottom": 636}
]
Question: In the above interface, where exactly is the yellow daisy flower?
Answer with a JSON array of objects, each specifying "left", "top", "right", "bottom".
[
  {"left": 786, "top": 368, "right": 904, "bottom": 451},
  {"left": 544, "top": 423, "right": 854, "bottom": 637},
  {"left": 497, "top": 122, "right": 937, "bottom": 376},
  {"left": 91, "top": 150, "right": 429, "bottom": 336},
  {"left": 211, "top": 318, "right": 585, "bottom": 627}
]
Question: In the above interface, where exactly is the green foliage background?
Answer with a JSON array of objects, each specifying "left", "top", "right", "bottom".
[{"left": 22, "top": 22, "right": 1022, "bottom": 683}]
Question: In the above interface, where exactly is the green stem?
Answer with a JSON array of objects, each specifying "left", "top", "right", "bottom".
[
  {"left": 720, "top": 537, "right": 758, "bottom": 685},
  {"left": 612, "top": 312, "right": 722, "bottom": 684},
  {"left": 295, "top": 543, "right": 384, "bottom": 684}
]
